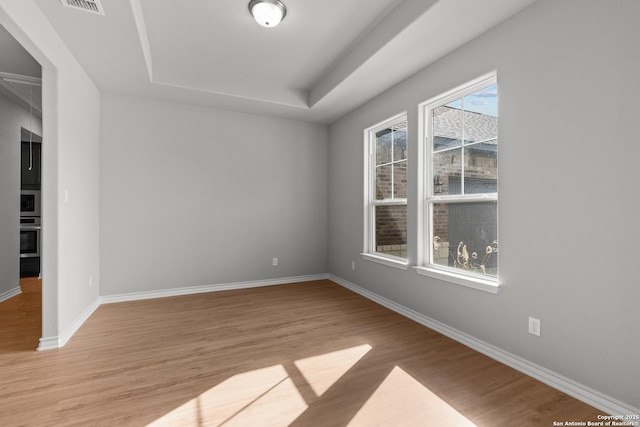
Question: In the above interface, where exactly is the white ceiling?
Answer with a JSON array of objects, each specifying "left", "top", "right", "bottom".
[
  {"left": 8, "top": 0, "right": 538, "bottom": 123},
  {"left": 0, "top": 24, "right": 42, "bottom": 117}
]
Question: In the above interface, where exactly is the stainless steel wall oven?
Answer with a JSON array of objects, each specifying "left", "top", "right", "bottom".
[
  {"left": 20, "top": 190, "right": 42, "bottom": 277},
  {"left": 20, "top": 217, "right": 41, "bottom": 258}
]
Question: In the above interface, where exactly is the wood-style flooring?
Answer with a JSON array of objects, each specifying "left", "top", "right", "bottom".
[
  {"left": 0, "top": 277, "right": 42, "bottom": 352},
  {"left": 0, "top": 278, "right": 602, "bottom": 426}
]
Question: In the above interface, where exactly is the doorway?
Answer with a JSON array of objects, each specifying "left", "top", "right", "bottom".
[{"left": 0, "top": 22, "right": 43, "bottom": 352}]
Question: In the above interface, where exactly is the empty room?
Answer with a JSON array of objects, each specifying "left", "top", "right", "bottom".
[{"left": 0, "top": 0, "right": 638, "bottom": 425}]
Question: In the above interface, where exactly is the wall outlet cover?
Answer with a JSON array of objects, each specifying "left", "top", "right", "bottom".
[{"left": 528, "top": 317, "right": 541, "bottom": 336}]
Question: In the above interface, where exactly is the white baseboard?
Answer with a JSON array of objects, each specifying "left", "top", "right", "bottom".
[
  {"left": 328, "top": 274, "right": 639, "bottom": 417},
  {"left": 37, "top": 275, "right": 327, "bottom": 350},
  {"left": 38, "top": 298, "right": 101, "bottom": 351},
  {"left": 59, "top": 298, "right": 101, "bottom": 348},
  {"left": 0, "top": 285, "right": 21, "bottom": 303},
  {"left": 37, "top": 335, "right": 59, "bottom": 351},
  {"left": 100, "top": 274, "right": 329, "bottom": 304}
]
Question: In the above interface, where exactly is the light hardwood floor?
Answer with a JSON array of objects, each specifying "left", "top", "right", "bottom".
[{"left": 1, "top": 278, "right": 602, "bottom": 426}]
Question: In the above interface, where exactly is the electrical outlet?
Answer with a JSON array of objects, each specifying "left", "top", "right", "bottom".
[
  {"left": 272, "top": 258, "right": 278, "bottom": 266},
  {"left": 351, "top": 261, "right": 356, "bottom": 271},
  {"left": 528, "top": 317, "right": 541, "bottom": 336},
  {"left": 89, "top": 275, "right": 93, "bottom": 287}
]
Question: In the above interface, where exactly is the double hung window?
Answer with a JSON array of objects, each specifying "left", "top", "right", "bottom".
[
  {"left": 418, "top": 73, "right": 499, "bottom": 292},
  {"left": 362, "top": 74, "right": 499, "bottom": 291},
  {"left": 363, "top": 114, "right": 408, "bottom": 269}
]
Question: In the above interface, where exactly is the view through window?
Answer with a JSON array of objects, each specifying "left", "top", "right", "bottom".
[
  {"left": 364, "top": 114, "right": 408, "bottom": 262},
  {"left": 425, "top": 75, "right": 498, "bottom": 280}
]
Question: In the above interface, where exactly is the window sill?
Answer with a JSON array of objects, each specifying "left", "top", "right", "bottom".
[
  {"left": 414, "top": 266, "right": 500, "bottom": 294},
  {"left": 361, "top": 253, "right": 409, "bottom": 270}
]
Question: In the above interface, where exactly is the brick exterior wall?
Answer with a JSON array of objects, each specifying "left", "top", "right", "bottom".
[
  {"left": 374, "top": 125, "right": 407, "bottom": 257},
  {"left": 375, "top": 205, "right": 407, "bottom": 257},
  {"left": 373, "top": 142, "right": 497, "bottom": 263}
]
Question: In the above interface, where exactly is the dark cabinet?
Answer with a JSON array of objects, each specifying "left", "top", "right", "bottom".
[
  {"left": 21, "top": 141, "right": 42, "bottom": 190},
  {"left": 20, "top": 257, "right": 40, "bottom": 278}
]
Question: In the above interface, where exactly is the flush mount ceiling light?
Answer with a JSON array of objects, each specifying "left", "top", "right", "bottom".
[{"left": 248, "top": 0, "right": 287, "bottom": 28}]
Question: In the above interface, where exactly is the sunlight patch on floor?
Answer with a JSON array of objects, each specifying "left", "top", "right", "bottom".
[
  {"left": 147, "top": 364, "right": 307, "bottom": 427},
  {"left": 294, "top": 343, "right": 372, "bottom": 396},
  {"left": 347, "top": 366, "right": 477, "bottom": 427},
  {"left": 147, "top": 347, "right": 474, "bottom": 427}
]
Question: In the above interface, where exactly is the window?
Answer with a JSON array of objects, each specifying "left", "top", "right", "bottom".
[
  {"left": 363, "top": 113, "right": 409, "bottom": 269},
  {"left": 417, "top": 74, "right": 499, "bottom": 292}
]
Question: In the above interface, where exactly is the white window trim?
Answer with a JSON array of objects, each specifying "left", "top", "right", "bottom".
[
  {"left": 362, "top": 252, "right": 409, "bottom": 270},
  {"left": 363, "top": 112, "right": 409, "bottom": 269},
  {"left": 414, "top": 266, "right": 499, "bottom": 294},
  {"left": 417, "top": 72, "right": 500, "bottom": 294}
]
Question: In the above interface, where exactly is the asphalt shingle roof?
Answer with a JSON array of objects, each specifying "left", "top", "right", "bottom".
[{"left": 433, "top": 106, "right": 497, "bottom": 144}]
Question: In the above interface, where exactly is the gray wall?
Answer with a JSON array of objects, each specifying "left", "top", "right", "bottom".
[
  {"left": 100, "top": 94, "right": 328, "bottom": 296},
  {"left": 0, "top": 93, "right": 42, "bottom": 297},
  {"left": 328, "top": 0, "right": 639, "bottom": 410}
]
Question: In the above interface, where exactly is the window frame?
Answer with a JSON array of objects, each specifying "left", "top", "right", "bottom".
[
  {"left": 362, "top": 112, "right": 409, "bottom": 270},
  {"left": 415, "top": 73, "right": 500, "bottom": 293}
]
